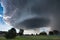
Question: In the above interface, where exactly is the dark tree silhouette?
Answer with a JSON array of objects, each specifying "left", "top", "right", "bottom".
[
  {"left": 53, "top": 30, "right": 60, "bottom": 35},
  {"left": 39, "top": 32, "right": 47, "bottom": 35},
  {"left": 36, "top": 33, "right": 38, "bottom": 36},
  {"left": 19, "top": 29, "right": 24, "bottom": 36},
  {"left": 31, "top": 34, "right": 34, "bottom": 36},
  {"left": 5, "top": 28, "right": 16, "bottom": 39},
  {"left": 49, "top": 31, "right": 54, "bottom": 35}
]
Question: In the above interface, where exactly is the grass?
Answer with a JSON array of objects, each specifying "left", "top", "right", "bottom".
[{"left": 0, "top": 35, "right": 60, "bottom": 40}]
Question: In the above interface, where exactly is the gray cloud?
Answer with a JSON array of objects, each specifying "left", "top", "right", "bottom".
[
  {"left": 15, "top": 18, "right": 50, "bottom": 29},
  {"left": 1, "top": 0, "right": 60, "bottom": 31}
]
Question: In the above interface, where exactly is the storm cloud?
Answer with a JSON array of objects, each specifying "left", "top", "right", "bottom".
[
  {"left": 15, "top": 18, "right": 50, "bottom": 29},
  {"left": 1, "top": 0, "right": 60, "bottom": 31}
]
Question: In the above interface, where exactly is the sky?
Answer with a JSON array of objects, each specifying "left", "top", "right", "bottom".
[
  {"left": 1, "top": 0, "right": 60, "bottom": 35},
  {"left": 0, "top": 1, "right": 52, "bottom": 34},
  {"left": 0, "top": 3, "right": 49, "bottom": 34},
  {"left": 0, "top": 3, "right": 12, "bottom": 31}
]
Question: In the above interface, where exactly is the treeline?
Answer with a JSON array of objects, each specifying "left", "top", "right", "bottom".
[{"left": 1, "top": 28, "right": 60, "bottom": 39}]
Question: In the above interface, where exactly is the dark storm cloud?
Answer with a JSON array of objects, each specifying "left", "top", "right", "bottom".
[
  {"left": 1, "top": 0, "right": 60, "bottom": 31},
  {"left": 15, "top": 18, "right": 50, "bottom": 29}
]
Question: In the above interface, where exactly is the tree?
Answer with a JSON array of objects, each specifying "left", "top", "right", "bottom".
[
  {"left": 39, "top": 32, "right": 47, "bottom": 35},
  {"left": 31, "top": 34, "right": 34, "bottom": 36},
  {"left": 53, "top": 30, "right": 60, "bottom": 35},
  {"left": 36, "top": 33, "right": 38, "bottom": 36},
  {"left": 19, "top": 29, "right": 24, "bottom": 36},
  {"left": 49, "top": 31, "right": 54, "bottom": 35},
  {"left": 5, "top": 28, "right": 16, "bottom": 39}
]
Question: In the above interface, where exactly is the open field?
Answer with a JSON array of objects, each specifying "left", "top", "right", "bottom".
[{"left": 0, "top": 35, "right": 60, "bottom": 40}]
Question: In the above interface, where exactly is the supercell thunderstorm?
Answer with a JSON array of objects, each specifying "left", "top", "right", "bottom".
[{"left": 1, "top": 0, "right": 60, "bottom": 32}]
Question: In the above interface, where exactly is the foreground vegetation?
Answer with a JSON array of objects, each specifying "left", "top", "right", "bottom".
[
  {"left": 1, "top": 28, "right": 59, "bottom": 40},
  {"left": 0, "top": 35, "right": 60, "bottom": 40}
]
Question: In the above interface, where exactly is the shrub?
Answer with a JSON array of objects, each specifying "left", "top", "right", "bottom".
[
  {"left": 49, "top": 31, "right": 54, "bottom": 35},
  {"left": 53, "top": 30, "right": 60, "bottom": 35},
  {"left": 39, "top": 32, "right": 47, "bottom": 35}
]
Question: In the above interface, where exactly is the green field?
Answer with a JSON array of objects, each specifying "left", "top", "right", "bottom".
[{"left": 0, "top": 35, "right": 60, "bottom": 40}]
